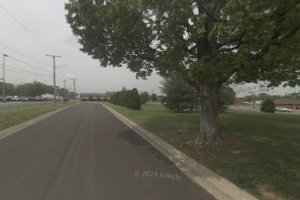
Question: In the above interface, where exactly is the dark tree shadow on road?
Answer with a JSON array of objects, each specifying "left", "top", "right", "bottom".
[{"left": 117, "top": 128, "right": 173, "bottom": 166}]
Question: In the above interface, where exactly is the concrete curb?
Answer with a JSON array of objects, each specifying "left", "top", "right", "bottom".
[
  {"left": 101, "top": 103, "right": 258, "bottom": 200},
  {"left": 0, "top": 103, "right": 76, "bottom": 141}
]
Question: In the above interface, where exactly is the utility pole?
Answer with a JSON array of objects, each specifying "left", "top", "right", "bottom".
[
  {"left": 63, "top": 79, "right": 66, "bottom": 99},
  {"left": 71, "top": 78, "right": 77, "bottom": 100},
  {"left": 63, "top": 79, "right": 66, "bottom": 89},
  {"left": 46, "top": 54, "right": 61, "bottom": 103},
  {"left": 2, "top": 54, "right": 8, "bottom": 102}
]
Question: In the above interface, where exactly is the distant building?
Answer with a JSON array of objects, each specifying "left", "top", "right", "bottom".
[
  {"left": 79, "top": 92, "right": 113, "bottom": 101},
  {"left": 234, "top": 97, "right": 250, "bottom": 106},
  {"left": 274, "top": 98, "right": 300, "bottom": 109}
]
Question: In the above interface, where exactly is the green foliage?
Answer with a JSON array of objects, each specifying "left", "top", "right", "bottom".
[
  {"left": 219, "top": 86, "right": 236, "bottom": 112},
  {"left": 0, "top": 81, "right": 66, "bottom": 97},
  {"left": 65, "top": 0, "right": 300, "bottom": 140},
  {"left": 110, "top": 88, "right": 141, "bottom": 110},
  {"left": 129, "top": 88, "right": 141, "bottom": 110},
  {"left": 218, "top": 104, "right": 228, "bottom": 113},
  {"left": 161, "top": 73, "right": 198, "bottom": 112},
  {"left": 261, "top": 99, "right": 276, "bottom": 113},
  {"left": 150, "top": 93, "right": 157, "bottom": 101},
  {"left": 65, "top": 0, "right": 299, "bottom": 86},
  {"left": 17, "top": 81, "right": 53, "bottom": 96},
  {"left": 0, "top": 82, "right": 15, "bottom": 95},
  {"left": 220, "top": 86, "right": 236, "bottom": 106},
  {"left": 139, "top": 91, "right": 150, "bottom": 104},
  {"left": 245, "top": 93, "right": 300, "bottom": 102},
  {"left": 257, "top": 93, "right": 271, "bottom": 101}
]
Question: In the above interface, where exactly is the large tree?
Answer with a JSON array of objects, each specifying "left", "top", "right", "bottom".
[{"left": 65, "top": 0, "right": 300, "bottom": 143}]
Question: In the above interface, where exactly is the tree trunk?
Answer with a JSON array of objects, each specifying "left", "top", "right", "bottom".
[{"left": 197, "top": 84, "right": 223, "bottom": 144}]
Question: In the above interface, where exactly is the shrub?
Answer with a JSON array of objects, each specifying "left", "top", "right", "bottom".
[
  {"left": 150, "top": 93, "right": 157, "bottom": 101},
  {"left": 110, "top": 88, "right": 141, "bottom": 110},
  {"left": 139, "top": 91, "right": 150, "bottom": 104},
  {"left": 261, "top": 99, "right": 275, "bottom": 113},
  {"left": 130, "top": 88, "right": 141, "bottom": 110}
]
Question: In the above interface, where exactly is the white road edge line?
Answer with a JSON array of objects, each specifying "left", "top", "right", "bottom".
[{"left": 101, "top": 103, "right": 258, "bottom": 200}]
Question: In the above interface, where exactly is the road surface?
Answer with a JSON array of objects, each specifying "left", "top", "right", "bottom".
[
  {"left": 0, "top": 102, "right": 215, "bottom": 200},
  {"left": 0, "top": 101, "right": 53, "bottom": 111}
]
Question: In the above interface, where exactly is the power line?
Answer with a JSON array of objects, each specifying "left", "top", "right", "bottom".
[
  {"left": 0, "top": 64, "right": 51, "bottom": 76},
  {"left": 8, "top": 55, "right": 51, "bottom": 73},
  {"left": 0, "top": 66, "right": 50, "bottom": 78},
  {"left": 0, "top": 51, "right": 51, "bottom": 73},
  {"left": 0, "top": 64, "right": 51, "bottom": 77},
  {"left": 0, "top": 1, "right": 51, "bottom": 50},
  {"left": 0, "top": 43, "right": 49, "bottom": 66}
]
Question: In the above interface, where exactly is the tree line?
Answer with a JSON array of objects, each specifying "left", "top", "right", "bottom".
[
  {"left": 110, "top": 88, "right": 141, "bottom": 110},
  {"left": 0, "top": 81, "right": 71, "bottom": 97},
  {"left": 245, "top": 93, "right": 300, "bottom": 102}
]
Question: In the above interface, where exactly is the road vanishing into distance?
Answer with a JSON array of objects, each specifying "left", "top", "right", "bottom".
[
  {"left": 0, "top": 101, "right": 53, "bottom": 111},
  {"left": 0, "top": 102, "right": 215, "bottom": 200}
]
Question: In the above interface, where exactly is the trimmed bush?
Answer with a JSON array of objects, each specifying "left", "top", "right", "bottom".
[
  {"left": 129, "top": 88, "right": 141, "bottom": 110},
  {"left": 110, "top": 88, "right": 141, "bottom": 110},
  {"left": 150, "top": 93, "right": 157, "bottom": 101},
  {"left": 261, "top": 99, "right": 275, "bottom": 113}
]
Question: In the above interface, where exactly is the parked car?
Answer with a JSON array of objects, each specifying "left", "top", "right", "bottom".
[
  {"left": 27, "top": 97, "right": 35, "bottom": 101},
  {"left": 6, "top": 96, "right": 13, "bottom": 101},
  {"left": 34, "top": 96, "right": 43, "bottom": 101},
  {"left": 12, "top": 96, "right": 20, "bottom": 101},
  {"left": 275, "top": 107, "right": 293, "bottom": 112},
  {"left": 19, "top": 96, "right": 29, "bottom": 101}
]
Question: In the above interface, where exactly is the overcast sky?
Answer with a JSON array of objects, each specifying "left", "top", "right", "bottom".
[
  {"left": 0, "top": 0, "right": 163, "bottom": 94},
  {"left": 0, "top": 0, "right": 298, "bottom": 96}
]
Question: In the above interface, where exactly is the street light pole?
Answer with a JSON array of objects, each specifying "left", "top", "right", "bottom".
[{"left": 2, "top": 54, "right": 8, "bottom": 102}]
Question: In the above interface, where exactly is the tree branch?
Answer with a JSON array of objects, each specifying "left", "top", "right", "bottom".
[
  {"left": 217, "top": 31, "right": 246, "bottom": 49},
  {"left": 178, "top": 36, "right": 198, "bottom": 56},
  {"left": 193, "top": 0, "right": 220, "bottom": 22}
]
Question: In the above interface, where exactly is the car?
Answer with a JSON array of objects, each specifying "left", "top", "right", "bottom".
[
  {"left": 6, "top": 96, "right": 13, "bottom": 101},
  {"left": 275, "top": 107, "right": 293, "bottom": 112},
  {"left": 27, "top": 97, "right": 35, "bottom": 101},
  {"left": 19, "top": 96, "right": 29, "bottom": 101},
  {"left": 12, "top": 96, "right": 20, "bottom": 101},
  {"left": 34, "top": 96, "right": 43, "bottom": 101}
]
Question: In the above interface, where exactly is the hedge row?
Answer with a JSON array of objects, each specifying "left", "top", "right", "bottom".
[{"left": 110, "top": 88, "right": 141, "bottom": 110}]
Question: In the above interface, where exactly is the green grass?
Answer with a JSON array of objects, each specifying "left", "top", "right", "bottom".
[
  {"left": 105, "top": 102, "right": 300, "bottom": 200},
  {"left": 0, "top": 102, "right": 73, "bottom": 131}
]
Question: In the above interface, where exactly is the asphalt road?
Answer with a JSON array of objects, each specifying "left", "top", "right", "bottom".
[
  {"left": 0, "top": 102, "right": 215, "bottom": 200},
  {"left": 0, "top": 101, "right": 53, "bottom": 111}
]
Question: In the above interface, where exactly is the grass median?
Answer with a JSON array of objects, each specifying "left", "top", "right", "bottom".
[
  {"left": 105, "top": 102, "right": 300, "bottom": 200},
  {"left": 0, "top": 102, "right": 73, "bottom": 131}
]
